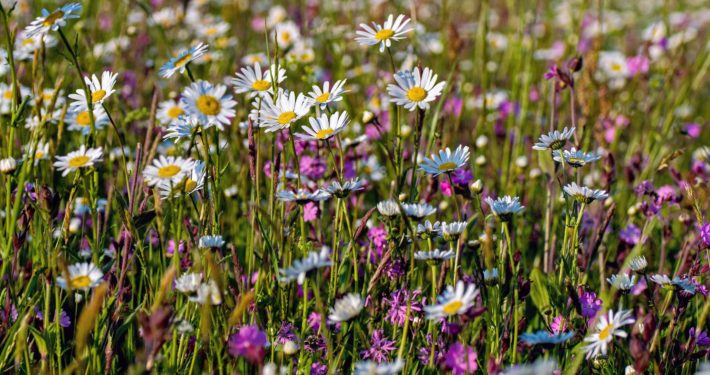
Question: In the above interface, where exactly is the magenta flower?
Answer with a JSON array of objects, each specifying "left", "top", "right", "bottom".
[
  {"left": 303, "top": 202, "right": 319, "bottom": 222},
  {"left": 701, "top": 223, "right": 710, "bottom": 247},
  {"left": 360, "top": 329, "right": 396, "bottom": 363},
  {"left": 444, "top": 343, "right": 478, "bottom": 374},
  {"left": 227, "top": 325, "right": 267, "bottom": 364}
]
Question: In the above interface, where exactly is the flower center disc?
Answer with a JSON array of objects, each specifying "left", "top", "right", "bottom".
[
  {"left": 70, "top": 275, "right": 92, "bottom": 288},
  {"left": 196, "top": 95, "right": 221, "bottom": 116},
  {"left": 76, "top": 111, "right": 91, "bottom": 126},
  {"left": 158, "top": 165, "right": 181, "bottom": 178},
  {"left": 91, "top": 89, "right": 106, "bottom": 103},
  {"left": 174, "top": 53, "right": 192, "bottom": 68},
  {"left": 43, "top": 11, "right": 65, "bottom": 27},
  {"left": 315, "top": 128, "right": 334, "bottom": 139},
  {"left": 406, "top": 87, "right": 427, "bottom": 102},
  {"left": 167, "top": 106, "right": 184, "bottom": 119},
  {"left": 277, "top": 111, "right": 297, "bottom": 125},
  {"left": 375, "top": 28, "right": 394, "bottom": 41},
  {"left": 442, "top": 300, "right": 464, "bottom": 315},
  {"left": 598, "top": 323, "right": 614, "bottom": 340},
  {"left": 251, "top": 79, "right": 271, "bottom": 91},
  {"left": 68, "top": 155, "right": 90, "bottom": 168},
  {"left": 438, "top": 162, "right": 458, "bottom": 171},
  {"left": 315, "top": 92, "right": 330, "bottom": 103}
]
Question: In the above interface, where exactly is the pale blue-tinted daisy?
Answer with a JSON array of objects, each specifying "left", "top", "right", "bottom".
[
  {"left": 181, "top": 80, "right": 237, "bottom": 129},
  {"left": 562, "top": 182, "right": 609, "bottom": 203},
  {"left": 441, "top": 221, "right": 467, "bottom": 241},
  {"left": 278, "top": 247, "right": 332, "bottom": 284},
  {"left": 308, "top": 79, "right": 348, "bottom": 109},
  {"left": 355, "top": 14, "right": 412, "bottom": 52},
  {"left": 553, "top": 147, "right": 601, "bottom": 167},
  {"left": 24, "top": 3, "right": 82, "bottom": 38},
  {"left": 324, "top": 177, "right": 366, "bottom": 198},
  {"left": 159, "top": 42, "right": 208, "bottom": 78},
  {"left": 485, "top": 195, "right": 525, "bottom": 220},
  {"left": 532, "top": 127, "right": 575, "bottom": 151},
  {"left": 416, "top": 220, "right": 441, "bottom": 237},
  {"left": 157, "top": 99, "right": 186, "bottom": 126},
  {"left": 419, "top": 145, "right": 470, "bottom": 176},
  {"left": 198, "top": 235, "right": 225, "bottom": 249},
  {"left": 275, "top": 188, "right": 331, "bottom": 204},
  {"left": 519, "top": 331, "right": 574, "bottom": 345},
  {"left": 387, "top": 67, "right": 446, "bottom": 111},
  {"left": 629, "top": 256, "right": 648, "bottom": 272},
  {"left": 401, "top": 202, "right": 436, "bottom": 220},
  {"left": 376, "top": 200, "right": 401, "bottom": 217},
  {"left": 294, "top": 111, "right": 349, "bottom": 141},
  {"left": 607, "top": 273, "right": 636, "bottom": 291},
  {"left": 414, "top": 249, "right": 455, "bottom": 261},
  {"left": 328, "top": 293, "right": 364, "bottom": 323}
]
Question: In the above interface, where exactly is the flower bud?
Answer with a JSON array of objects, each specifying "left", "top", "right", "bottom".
[
  {"left": 470, "top": 179, "right": 483, "bottom": 194},
  {"left": 0, "top": 158, "right": 16, "bottom": 174}
]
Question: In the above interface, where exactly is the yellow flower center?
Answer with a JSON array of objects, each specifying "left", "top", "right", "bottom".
[
  {"left": 281, "top": 31, "right": 291, "bottom": 42},
  {"left": 277, "top": 111, "right": 297, "bottom": 125},
  {"left": 22, "top": 38, "right": 34, "bottom": 46},
  {"left": 315, "top": 128, "right": 334, "bottom": 139},
  {"left": 174, "top": 53, "right": 192, "bottom": 68},
  {"left": 598, "top": 323, "right": 614, "bottom": 340},
  {"left": 315, "top": 92, "right": 330, "bottom": 103},
  {"left": 406, "top": 87, "right": 427, "bottom": 102},
  {"left": 35, "top": 151, "right": 45, "bottom": 159},
  {"left": 442, "top": 300, "right": 464, "bottom": 315},
  {"left": 567, "top": 157, "right": 584, "bottom": 165},
  {"left": 251, "top": 79, "right": 271, "bottom": 91},
  {"left": 205, "top": 27, "right": 217, "bottom": 36},
  {"left": 91, "top": 89, "right": 106, "bottom": 103},
  {"left": 76, "top": 111, "right": 91, "bottom": 126},
  {"left": 42, "top": 10, "right": 65, "bottom": 27},
  {"left": 167, "top": 106, "right": 184, "bottom": 119},
  {"left": 375, "top": 28, "right": 394, "bottom": 41},
  {"left": 157, "top": 165, "right": 181, "bottom": 178},
  {"left": 438, "top": 162, "right": 458, "bottom": 171},
  {"left": 69, "top": 275, "right": 92, "bottom": 289},
  {"left": 3, "top": 90, "right": 12, "bottom": 99},
  {"left": 185, "top": 179, "right": 197, "bottom": 192},
  {"left": 68, "top": 155, "right": 90, "bottom": 168},
  {"left": 196, "top": 95, "right": 221, "bottom": 116}
]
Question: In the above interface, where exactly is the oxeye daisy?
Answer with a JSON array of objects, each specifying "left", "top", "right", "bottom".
[
  {"left": 629, "top": 256, "right": 647, "bottom": 272},
  {"left": 355, "top": 14, "right": 412, "bottom": 53},
  {"left": 275, "top": 188, "right": 331, "bottom": 204},
  {"left": 401, "top": 202, "right": 437, "bottom": 220},
  {"left": 157, "top": 99, "right": 186, "bottom": 126},
  {"left": 15, "top": 31, "right": 58, "bottom": 61},
  {"left": 419, "top": 145, "right": 470, "bottom": 176},
  {"left": 53, "top": 146, "right": 103, "bottom": 176},
  {"left": 157, "top": 160, "right": 205, "bottom": 199},
  {"left": 68, "top": 71, "right": 118, "bottom": 111},
  {"left": 163, "top": 115, "right": 202, "bottom": 141},
  {"left": 607, "top": 273, "right": 636, "bottom": 291},
  {"left": 424, "top": 281, "right": 480, "bottom": 320},
  {"left": 377, "top": 200, "right": 401, "bottom": 217},
  {"left": 532, "top": 127, "right": 575, "bottom": 151},
  {"left": 308, "top": 79, "right": 348, "bottom": 109},
  {"left": 273, "top": 21, "right": 301, "bottom": 47},
  {"left": 562, "top": 183, "right": 609, "bottom": 204},
  {"left": 416, "top": 220, "right": 441, "bottom": 238},
  {"left": 24, "top": 3, "right": 82, "bottom": 38},
  {"left": 66, "top": 107, "right": 110, "bottom": 134},
  {"left": 159, "top": 42, "right": 208, "bottom": 78},
  {"left": 485, "top": 195, "right": 525, "bottom": 221},
  {"left": 196, "top": 21, "right": 230, "bottom": 40},
  {"left": 232, "top": 63, "right": 286, "bottom": 97},
  {"left": 387, "top": 67, "right": 446, "bottom": 111},
  {"left": 25, "top": 141, "right": 49, "bottom": 164},
  {"left": 198, "top": 235, "right": 225, "bottom": 249},
  {"left": 189, "top": 280, "right": 222, "bottom": 305},
  {"left": 142, "top": 155, "right": 196, "bottom": 187},
  {"left": 278, "top": 247, "right": 332, "bottom": 285},
  {"left": 582, "top": 308, "right": 635, "bottom": 359},
  {"left": 553, "top": 147, "right": 600, "bottom": 167},
  {"left": 174, "top": 272, "right": 203, "bottom": 294},
  {"left": 328, "top": 293, "right": 364, "bottom": 322},
  {"left": 258, "top": 90, "right": 312, "bottom": 132},
  {"left": 414, "top": 249, "right": 455, "bottom": 262},
  {"left": 324, "top": 177, "right": 365, "bottom": 198},
  {"left": 441, "top": 221, "right": 467, "bottom": 241},
  {"left": 56, "top": 262, "right": 103, "bottom": 291},
  {"left": 181, "top": 80, "right": 237, "bottom": 129},
  {"left": 295, "top": 111, "right": 349, "bottom": 141},
  {"left": 354, "top": 359, "right": 404, "bottom": 375}
]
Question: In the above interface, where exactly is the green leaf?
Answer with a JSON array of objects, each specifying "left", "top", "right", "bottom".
[{"left": 529, "top": 268, "right": 552, "bottom": 315}]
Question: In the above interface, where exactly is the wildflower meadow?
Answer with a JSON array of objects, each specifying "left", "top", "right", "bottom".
[{"left": 0, "top": 0, "right": 710, "bottom": 374}]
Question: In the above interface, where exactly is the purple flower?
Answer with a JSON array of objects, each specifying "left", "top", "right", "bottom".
[
  {"left": 700, "top": 223, "right": 710, "bottom": 247},
  {"left": 418, "top": 334, "right": 445, "bottom": 366},
  {"left": 308, "top": 312, "right": 322, "bottom": 332},
  {"left": 626, "top": 55, "right": 649, "bottom": 76},
  {"left": 444, "top": 343, "right": 478, "bottom": 374},
  {"left": 367, "top": 224, "right": 387, "bottom": 262},
  {"left": 383, "top": 288, "right": 423, "bottom": 326},
  {"left": 300, "top": 155, "right": 327, "bottom": 180},
  {"left": 439, "top": 179, "right": 453, "bottom": 197},
  {"left": 579, "top": 290, "right": 602, "bottom": 318},
  {"left": 451, "top": 169, "right": 473, "bottom": 186},
  {"left": 303, "top": 202, "right": 319, "bottom": 222},
  {"left": 684, "top": 123, "right": 702, "bottom": 138},
  {"left": 276, "top": 321, "right": 298, "bottom": 345},
  {"left": 620, "top": 224, "right": 642, "bottom": 245},
  {"left": 227, "top": 325, "right": 267, "bottom": 364},
  {"left": 690, "top": 327, "right": 710, "bottom": 346},
  {"left": 311, "top": 362, "right": 328, "bottom": 375},
  {"left": 384, "top": 258, "right": 406, "bottom": 279},
  {"left": 360, "top": 329, "right": 396, "bottom": 363},
  {"left": 35, "top": 307, "right": 71, "bottom": 328}
]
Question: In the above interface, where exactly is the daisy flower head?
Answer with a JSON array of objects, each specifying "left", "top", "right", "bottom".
[
  {"left": 401, "top": 202, "right": 436, "bottom": 220},
  {"left": 629, "top": 256, "right": 648, "bottom": 272},
  {"left": 324, "top": 177, "right": 365, "bottom": 198},
  {"left": 68, "top": 71, "right": 118, "bottom": 111},
  {"left": 424, "top": 281, "right": 479, "bottom": 320},
  {"left": 553, "top": 147, "right": 601, "bottom": 167},
  {"left": 582, "top": 308, "right": 635, "bottom": 359},
  {"left": 232, "top": 63, "right": 286, "bottom": 98},
  {"left": 275, "top": 188, "right": 331, "bottom": 204},
  {"left": 159, "top": 42, "right": 208, "bottom": 78},
  {"left": 377, "top": 199, "right": 401, "bottom": 217},
  {"left": 189, "top": 279, "right": 222, "bottom": 305},
  {"left": 414, "top": 249, "right": 455, "bottom": 262},
  {"left": 24, "top": 3, "right": 82, "bottom": 38},
  {"left": 15, "top": 31, "right": 58, "bottom": 61},
  {"left": 278, "top": 247, "right": 332, "bottom": 285},
  {"left": 519, "top": 330, "right": 575, "bottom": 346},
  {"left": 157, "top": 159, "right": 206, "bottom": 199},
  {"left": 308, "top": 79, "right": 348, "bottom": 109},
  {"left": 142, "top": 155, "right": 196, "bottom": 187},
  {"left": 355, "top": 14, "right": 412, "bottom": 53},
  {"left": 416, "top": 220, "right": 441, "bottom": 238},
  {"left": 419, "top": 145, "right": 470, "bottom": 176},
  {"left": 66, "top": 106, "right": 110, "bottom": 134},
  {"left": 501, "top": 359, "right": 558, "bottom": 375},
  {"left": 563, "top": 182, "right": 609, "bottom": 204},
  {"left": 196, "top": 21, "right": 230, "bottom": 40},
  {"left": 163, "top": 115, "right": 202, "bottom": 142},
  {"left": 56, "top": 262, "right": 103, "bottom": 291},
  {"left": 198, "top": 235, "right": 225, "bottom": 249},
  {"left": 387, "top": 67, "right": 446, "bottom": 111},
  {"left": 53, "top": 145, "right": 103, "bottom": 176},
  {"left": 354, "top": 359, "right": 404, "bottom": 375},
  {"left": 533, "top": 127, "right": 575, "bottom": 151},
  {"left": 273, "top": 21, "right": 301, "bottom": 48},
  {"left": 174, "top": 272, "right": 203, "bottom": 294},
  {"left": 485, "top": 195, "right": 525, "bottom": 221},
  {"left": 295, "top": 111, "right": 349, "bottom": 141},
  {"left": 258, "top": 90, "right": 312, "bottom": 132},
  {"left": 181, "top": 80, "right": 236, "bottom": 129},
  {"left": 328, "top": 293, "right": 364, "bottom": 322},
  {"left": 157, "top": 99, "right": 186, "bottom": 126},
  {"left": 441, "top": 221, "right": 467, "bottom": 241}
]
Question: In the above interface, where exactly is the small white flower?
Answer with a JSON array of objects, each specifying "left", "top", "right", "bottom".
[
  {"left": 257, "top": 90, "right": 313, "bottom": 132},
  {"left": 189, "top": 279, "right": 222, "bottom": 305},
  {"left": 68, "top": 71, "right": 119, "bottom": 112},
  {"left": 328, "top": 293, "right": 364, "bottom": 322},
  {"left": 418, "top": 145, "right": 470, "bottom": 176},
  {"left": 582, "top": 308, "right": 635, "bottom": 358},
  {"left": 324, "top": 178, "right": 365, "bottom": 198},
  {"left": 607, "top": 273, "right": 636, "bottom": 291},
  {"left": 275, "top": 188, "right": 331, "bottom": 204},
  {"left": 143, "top": 156, "right": 195, "bottom": 187},
  {"left": 387, "top": 67, "right": 446, "bottom": 111},
  {"left": 355, "top": 14, "right": 412, "bottom": 53},
  {"left": 629, "top": 256, "right": 647, "bottom": 272},
  {"left": 485, "top": 195, "right": 525, "bottom": 220},
  {"left": 174, "top": 273, "right": 203, "bottom": 294},
  {"left": 181, "top": 80, "right": 237, "bottom": 129},
  {"left": 295, "top": 111, "right": 350, "bottom": 141},
  {"left": 232, "top": 63, "right": 286, "bottom": 98},
  {"left": 401, "top": 202, "right": 436, "bottom": 220},
  {"left": 53, "top": 146, "right": 103, "bottom": 176},
  {"left": 533, "top": 127, "right": 575, "bottom": 151},
  {"left": 24, "top": 3, "right": 82, "bottom": 38},
  {"left": 354, "top": 359, "right": 404, "bottom": 375},
  {"left": 424, "top": 281, "right": 479, "bottom": 320},
  {"left": 414, "top": 249, "right": 455, "bottom": 262},
  {"left": 377, "top": 200, "right": 401, "bottom": 217},
  {"left": 159, "top": 43, "right": 208, "bottom": 78},
  {"left": 56, "top": 262, "right": 103, "bottom": 291},
  {"left": 0, "top": 157, "right": 16, "bottom": 174},
  {"left": 563, "top": 182, "right": 609, "bottom": 203},
  {"left": 553, "top": 147, "right": 601, "bottom": 167},
  {"left": 278, "top": 247, "right": 332, "bottom": 285},
  {"left": 308, "top": 79, "right": 348, "bottom": 109},
  {"left": 198, "top": 235, "right": 225, "bottom": 249}
]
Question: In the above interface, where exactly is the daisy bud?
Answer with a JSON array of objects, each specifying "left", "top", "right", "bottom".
[
  {"left": 515, "top": 155, "right": 528, "bottom": 168},
  {"left": 0, "top": 158, "right": 16, "bottom": 174},
  {"left": 362, "top": 110, "right": 374, "bottom": 124},
  {"left": 438, "top": 201, "right": 449, "bottom": 211},
  {"left": 75, "top": 293, "right": 83, "bottom": 303},
  {"left": 400, "top": 124, "right": 412, "bottom": 137},
  {"left": 529, "top": 168, "right": 542, "bottom": 179},
  {"left": 283, "top": 341, "right": 299, "bottom": 356},
  {"left": 470, "top": 179, "right": 483, "bottom": 194},
  {"left": 475, "top": 135, "right": 488, "bottom": 148},
  {"left": 398, "top": 193, "right": 407, "bottom": 202},
  {"left": 475, "top": 155, "right": 486, "bottom": 166}
]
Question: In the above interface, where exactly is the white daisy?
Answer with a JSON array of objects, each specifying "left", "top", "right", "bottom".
[
  {"left": 328, "top": 293, "right": 364, "bottom": 322},
  {"left": 156, "top": 160, "right": 206, "bottom": 199},
  {"left": 485, "top": 195, "right": 525, "bottom": 220},
  {"left": 198, "top": 235, "right": 225, "bottom": 249},
  {"left": 562, "top": 183, "right": 609, "bottom": 204},
  {"left": 361, "top": 155, "right": 385, "bottom": 181},
  {"left": 355, "top": 14, "right": 412, "bottom": 53},
  {"left": 53, "top": 146, "right": 103, "bottom": 176},
  {"left": 241, "top": 52, "right": 267, "bottom": 66},
  {"left": 387, "top": 67, "right": 446, "bottom": 111},
  {"left": 377, "top": 200, "right": 401, "bottom": 217},
  {"left": 532, "top": 127, "right": 575, "bottom": 151},
  {"left": 15, "top": 31, "right": 58, "bottom": 61},
  {"left": 157, "top": 99, "right": 186, "bottom": 126},
  {"left": 159, "top": 42, "right": 208, "bottom": 78},
  {"left": 25, "top": 141, "right": 50, "bottom": 164},
  {"left": 232, "top": 63, "right": 286, "bottom": 98},
  {"left": 598, "top": 51, "right": 628, "bottom": 79},
  {"left": 142, "top": 156, "right": 195, "bottom": 187},
  {"left": 324, "top": 178, "right": 366, "bottom": 198},
  {"left": 163, "top": 115, "right": 202, "bottom": 142},
  {"left": 401, "top": 202, "right": 436, "bottom": 220},
  {"left": 24, "top": 3, "right": 82, "bottom": 38},
  {"left": 68, "top": 71, "right": 119, "bottom": 111},
  {"left": 441, "top": 221, "right": 467, "bottom": 241},
  {"left": 275, "top": 188, "right": 331, "bottom": 204},
  {"left": 278, "top": 247, "right": 332, "bottom": 284},
  {"left": 607, "top": 273, "right": 636, "bottom": 291},
  {"left": 196, "top": 21, "right": 230, "bottom": 40},
  {"left": 66, "top": 107, "right": 110, "bottom": 134},
  {"left": 56, "top": 262, "right": 103, "bottom": 291},
  {"left": 273, "top": 21, "right": 301, "bottom": 47},
  {"left": 181, "top": 80, "right": 237, "bottom": 129},
  {"left": 418, "top": 145, "right": 470, "bottom": 176},
  {"left": 582, "top": 308, "right": 635, "bottom": 359},
  {"left": 424, "top": 280, "right": 480, "bottom": 320},
  {"left": 174, "top": 272, "right": 203, "bottom": 294},
  {"left": 258, "top": 90, "right": 312, "bottom": 132},
  {"left": 416, "top": 220, "right": 441, "bottom": 237},
  {"left": 354, "top": 359, "right": 404, "bottom": 375},
  {"left": 294, "top": 111, "right": 349, "bottom": 141},
  {"left": 189, "top": 279, "right": 222, "bottom": 305},
  {"left": 308, "top": 79, "right": 348, "bottom": 109},
  {"left": 629, "top": 256, "right": 647, "bottom": 272},
  {"left": 414, "top": 249, "right": 455, "bottom": 261}
]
